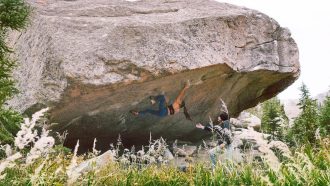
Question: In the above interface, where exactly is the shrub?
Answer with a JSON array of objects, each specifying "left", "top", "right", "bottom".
[{"left": 0, "top": 0, "right": 30, "bottom": 144}]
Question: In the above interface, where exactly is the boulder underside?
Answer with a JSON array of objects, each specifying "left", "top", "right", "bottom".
[{"left": 51, "top": 64, "right": 295, "bottom": 152}]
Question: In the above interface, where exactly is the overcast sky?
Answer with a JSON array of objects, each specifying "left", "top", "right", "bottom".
[{"left": 217, "top": 0, "right": 330, "bottom": 99}]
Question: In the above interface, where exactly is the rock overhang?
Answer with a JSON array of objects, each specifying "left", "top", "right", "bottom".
[{"left": 50, "top": 63, "right": 297, "bottom": 152}]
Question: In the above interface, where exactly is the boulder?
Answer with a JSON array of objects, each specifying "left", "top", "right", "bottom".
[
  {"left": 268, "top": 140, "right": 291, "bottom": 158},
  {"left": 68, "top": 149, "right": 116, "bottom": 182},
  {"left": 173, "top": 145, "right": 197, "bottom": 157},
  {"left": 232, "top": 128, "right": 291, "bottom": 170},
  {"left": 236, "top": 111, "right": 261, "bottom": 131},
  {"left": 163, "top": 148, "right": 174, "bottom": 160},
  {"left": 230, "top": 118, "right": 243, "bottom": 128},
  {"left": 8, "top": 0, "right": 299, "bottom": 152}
]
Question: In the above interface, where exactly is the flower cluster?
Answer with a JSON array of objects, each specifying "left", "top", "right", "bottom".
[
  {"left": 14, "top": 108, "right": 50, "bottom": 150},
  {"left": 26, "top": 128, "right": 55, "bottom": 164},
  {"left": 116, "top": 136, "right": 169, "bottom": 166},
  {"left": 0, "top": 108, "right": 54, "bottom": 178}
]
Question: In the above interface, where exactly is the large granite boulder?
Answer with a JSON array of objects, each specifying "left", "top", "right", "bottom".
[
  {"left": 8, "top": 0, "right": 299, "bottom": 152},
  {"left": 234, "top": 111, "right": 261, "bottom": 131},
  {"left": 232, "top": 128, "right": 291, "bottom": 170}
]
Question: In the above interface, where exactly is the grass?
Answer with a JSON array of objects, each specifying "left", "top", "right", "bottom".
[
  {"left": 0, "top": 138, "right": 329, "bottom": 185},
  {"left": 0, "top": 108, "right": 329, "bottom": 185}
]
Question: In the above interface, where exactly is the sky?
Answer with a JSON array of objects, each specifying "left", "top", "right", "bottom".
[{"left": 217, "top": 0, "right": 330, "bottom": 100}]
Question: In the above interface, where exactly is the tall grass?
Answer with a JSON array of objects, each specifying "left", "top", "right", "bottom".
[
  {"left": 0, "top": 109, "right": 329, "bottom": 185},
  {"left": 0, "top": 139, "right": 328, "bottom": 185}
]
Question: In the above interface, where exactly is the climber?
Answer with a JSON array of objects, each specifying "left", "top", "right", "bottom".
[
  {"left": 129, "top": 80, "right": 192, "bottom": 121},
  {"left": 196, "top": 111, "right": 233, "bottom": 170}
]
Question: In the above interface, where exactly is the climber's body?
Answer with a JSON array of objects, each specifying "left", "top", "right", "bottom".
[{"left": 130, "top": 81, "right": 192, "bottom": 120}]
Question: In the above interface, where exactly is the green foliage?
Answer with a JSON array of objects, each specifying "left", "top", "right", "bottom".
[
  {"left": 0, "top": 108, "right": 329, "bottom": 185},
  {"left": 0, "top": 0, "right": 30, "bottom": 31},
  {"left": 0, "top": 108, "right": 22, "bottom": 144},
  {"left": 290, "top": 83, "right": 320, "bottom": 145},
  {"left": 319, "top": 95, "right": 330, "bottom": 136},
  {"left": 1, "top": 138, "right": 330, "bottom": 185},
  {"left": 0, "top": 0, "right": 30, "bottom": 144},
  {"left": 261, "top": 97, "right": 288, "bottom": 140},
  {"left": 0, "top": 49, "right": 18, "bottom": 106},
  {"left": 0, "top": 0, "right": 30, "bottom": 103},
  {"left": 0, "top": 146, "right": 71, "bottom": 185}
]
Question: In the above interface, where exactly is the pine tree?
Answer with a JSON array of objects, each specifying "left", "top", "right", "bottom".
[
  {"left": 261, "top": 97, "right": 288, "bottom": 140},
  {"left": 0, "top": 0, "right": 30, "bottom": 144},
  {"left": 319, "top": 95, "right": 330, "bottom": 136},
  {"left": 291, "top": 83, "right": 319, "bottom": 145}
]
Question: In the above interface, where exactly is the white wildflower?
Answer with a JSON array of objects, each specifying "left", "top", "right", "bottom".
[
  {"left": 31, "top": 108, "right": 49, "bottom": 126},
  {"left": 149, "top": 156, "right": 156, "bottom": 164},
  {"left": 109, "top": 149, "right": 117, "bottom": 160},
  {"left": 56, "top": 130, "right": 68, "bottom": 144},
  {"left": 14, "top": 108, "right": 49, "bottom": 150},
  {"left": 0, "top": 161, "right": 11, "bottom": 174},
  {"left": 124, "top": 148, "right": 129, "bottom": 154},
  {"left": 92, "top": 138, "right": 100, "bottom": 156},
  {"left": 137, "top": 147, "right": 145, "bottom": 157},
  {"left": 67, "top": 140, "right": 80, "bottom": 184},
  {"left": 219, "top": 98, "right": 228, "bottom": 114},
  {"left": 0, "top": 144, "right": 12, "bottom": 157},
  {"left": 0, "top": 152, "right": 22, "bottom": 175},
  {"left": 130, "top": 154, "right": 137, "bottom": 162},
  {"left": 68, "top": 140, "right": 79, "bottom": 168},
  {"left": 120, "top": 157, "right": 129, "bottom": 164},
  {"left": 315, "top": 127, "right": 321, "bottom": 140},
  {"left": 156, "top": 138, "right": 166, "bottom": 154},
  {"left": 53, "top": 155, "right": 64, "bottom": 175},
  {"left": 130, "top": 145, "right": 135, "bottom": 154},
  {"left": 6, "top": 152, "right": 22, "bottom": 161},
  {"left": 116, "top": 134, "right": 122, "bottom": 146},
  {"left": 297, "top": 152, "right": 314, "bottom": 172},
  {"left": 31, "top": 157, "right": 47, "bottom": 184},
  {"left": 202, "top": 140, "right": 208, "bottom": 149},
  {"left": 26, "top": 128, "right": 55, "bottom": 164},
  {"left": 209, "top": 115, "right": 214, "bottom": 128},
  {"left": 173, "top": 140, "right": 177, "bottom": 149},
  {"left": 158, "top": 156, "right": 163, "bottom": 163},
  {"left": 142, "top": 154, "right": 149, "bottom": 162},
  {"left": 4, "top": 144, "right": 12, "bottom": 157},
  {"left": 14, "top": 120, "right": 38, "bottom": 149},
  {"left": 149, "top": 145, "right": 155, "bottom": 155}
]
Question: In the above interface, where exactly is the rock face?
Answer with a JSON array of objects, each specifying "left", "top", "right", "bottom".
[
  {"left": 8, "top": 0, "right": 299, "bottom": 152},
  {"left": 232, "top": 111, "right": 261, "bottom": 131},
  {"left": 231, "top": 128, "right": 290, "bottom": 170},
  {"left": 281, "top": 99, "right": 300, "bottom": 123}
]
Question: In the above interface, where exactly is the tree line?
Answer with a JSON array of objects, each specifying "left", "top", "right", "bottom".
[
  {"left": 261, "top": 83, "right": 330, "bottom": 147},
  {"left": 0, "top": 0, "right": 30, "bottom": 144}
]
